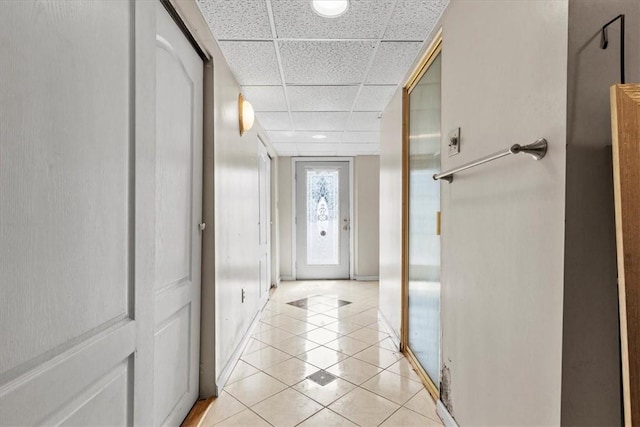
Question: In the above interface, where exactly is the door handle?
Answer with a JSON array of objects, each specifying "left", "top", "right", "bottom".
[{"left": 199, "top": 223, "right": 206, "bottom": 231}]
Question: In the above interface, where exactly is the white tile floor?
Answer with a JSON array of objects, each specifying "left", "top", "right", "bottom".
[{"left": 202, "top": 280, "right": 443, "bottom": 427}]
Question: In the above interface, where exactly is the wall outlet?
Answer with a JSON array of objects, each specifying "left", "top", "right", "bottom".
[
  {"left": 241, "top": 288, "right": 246, "bottom": 303},
  {"left": 448, "top": 127, "right": 461, "bottom": 157}
]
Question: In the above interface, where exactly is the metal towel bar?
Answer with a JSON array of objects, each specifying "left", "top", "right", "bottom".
[{"left": 433, "top": 138, "right": 548, "bottom": 183}]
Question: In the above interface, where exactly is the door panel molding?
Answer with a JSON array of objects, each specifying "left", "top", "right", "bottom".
[{"left": 0, "top": 321, "right": 135, "bottom": 426}]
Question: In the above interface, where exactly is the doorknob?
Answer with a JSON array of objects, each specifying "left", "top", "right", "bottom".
[{"left": 199, "top": 223, "right": 206, "bottom": 231}]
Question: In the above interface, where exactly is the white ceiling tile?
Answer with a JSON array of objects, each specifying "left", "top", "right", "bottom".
[
  {"left": 297, "top": 143, "right": 339, "bottom": 156},
  {"left": 343, "top": 131, "right": 380, "bottom": 143},
  {"left": 353, "top": 86, "right": 398, "bottom": 111},
  {"left": 271, "top": 0, "right": 396, "bottom": 39},
  {"left": 288, "top": 86, "right": 359, "bottom": 111},
  {"left": 218, "top": 41, "right": 281, "bottom": 85},
  {"left": 279, "top": 41, "right": 377, "bottom": 85},
  {"left": 365, "top": 42, "right": 423, "bottom": 85},
  {"left": 197, "top": 0, "right": 272, "bottom": 40},
  {"left": 338, "top": 143, "right": 381, "bottom": 155},
  {"left": 348, "top": 112, "right": 381, "bottom": 131},
  {"left": 292, "top": 112, "right": 349, "bottom": 131},
  {"left": 241, "top": 86, "right": 288, "bottom": 111},
  {"left": 267, "top": 131, "right": 343, "bottom": 143},
  {"left": 272, "top": 143, "right": 298, "bottom": 153},
  {"left": 384, "top": 0, "right": 449, "bottom": 41},
  {"left": 256, "top": 112, "right": 292, "bottom": 130}
]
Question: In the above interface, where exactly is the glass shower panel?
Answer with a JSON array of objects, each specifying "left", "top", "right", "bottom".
[
  {"left": 306, "top": 169, "right": 340, "bottom": 265},
  {"left": 408, "top": 53, "right": 441, "bottom": 386}
]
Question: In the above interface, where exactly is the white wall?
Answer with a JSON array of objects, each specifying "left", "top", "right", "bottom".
[
  {"left": 354, "top": 156, "right": 380, "bottom": 279},
  {"left": 277, "top": 156, "right": 380, "bottom": 281},
  {"left": 379, "top": 1, "right": 569, "bottom": 424},
  {"left": 210, "top": 56, "right": 275, "bottom": 386},
  {"left": 562, "top": 1, "right": 639, "bottom": 424},
  {"left": 379, "top": 91, "right": 404, "bottom": 340}
]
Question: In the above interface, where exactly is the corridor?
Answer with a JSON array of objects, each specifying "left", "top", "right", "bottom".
[{"left": 201, "top": 281, "right": 442, "bottom": 426}]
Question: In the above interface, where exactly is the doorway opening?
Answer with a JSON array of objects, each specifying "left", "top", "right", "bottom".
[{"left": 292, "top": 159, "right": 354, "bottom": 280}]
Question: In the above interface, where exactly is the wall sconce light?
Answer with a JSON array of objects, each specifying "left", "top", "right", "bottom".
[{"left": 238, "top": 93, "right": 255, "bottom": 136}]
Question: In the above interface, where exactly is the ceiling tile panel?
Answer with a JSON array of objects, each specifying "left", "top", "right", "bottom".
[
  {"left": 338, "top": 143, "right": 381, "bottom": 155},
  {"left": 384, "top": 0, "right": 449, "bottom": 41},
  {"left": 197, "top": 0, "right": 272, "bottom": 40},
  {"left": 288, "top": 86, "right": 359, "bottom": 111},
  {"left": 292, "top": 112, "right": 350, "bottom": 131},
  {"left": 365, "top": 42, "right": 423, "bottom": 85},
  {"left": 353, "top": 86, "right": 397, "bottom": 111},
  {"left": 267, "top": 131, "right": 343, "bottom": 143},
  {"left": 218, "top": 41, "right": 281, "bottom": 85},
  {"left": 343, "top": 131, "right": 380, "bottom": 143},
  {"left": 271, "top": 0, "right": 396, "bottom": 39},
  {"left": 256, "top": 112, "right": 292, "bottom": 130},
  {"left": 279, "top": 41, "right": 377, "bottom": 85},
  {"left": 297, "top": 143, "right": 339, "bottom": 156},
  {"left": 348, "top": 112, "right": 381, "bottom": 131},
  {"left": 241, "top": 86, "right": 288, "bottom": 111},
  {"left": 272, "top": 143, "right": 298, "bottom": 153}
]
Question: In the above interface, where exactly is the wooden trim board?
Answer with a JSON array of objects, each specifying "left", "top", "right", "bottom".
[{"left": 610, "top": 83, "right": 640, "bottom": 426}]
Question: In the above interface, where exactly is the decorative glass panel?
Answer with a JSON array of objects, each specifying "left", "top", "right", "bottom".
[{"left": 306, "top": 169, "right": 340, "bottom": 265}]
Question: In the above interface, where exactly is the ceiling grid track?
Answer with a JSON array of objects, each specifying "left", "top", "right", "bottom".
[
  {"left": 343, "top": 0, "right": 401, "bottom": 148},
  {"left": 265, "top": 0, "right": 295, "bottom": 134}
]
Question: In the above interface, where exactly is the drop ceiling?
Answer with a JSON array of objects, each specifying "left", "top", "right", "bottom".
[{"left": 197, "top": 0, "right": 448, "bottom": 156}]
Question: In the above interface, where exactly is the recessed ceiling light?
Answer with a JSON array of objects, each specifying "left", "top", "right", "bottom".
[
  {"left": 312, "top": 134, "right": 327, "bottom": 139},
  {"left": 311, "top": 0, "right": 349, "bottom": 18}
]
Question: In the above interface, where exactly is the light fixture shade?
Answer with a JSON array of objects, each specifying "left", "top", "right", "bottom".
[
  {"left": 311, "top": 0, "right": 349, "bottom": 18},
  {"left": 238, "top": 93, "right": 255, "bottom": 136}
]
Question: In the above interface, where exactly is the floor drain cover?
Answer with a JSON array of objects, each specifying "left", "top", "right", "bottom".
[{"left": 307, "top": 370, "right": 338, "bottom": 386}]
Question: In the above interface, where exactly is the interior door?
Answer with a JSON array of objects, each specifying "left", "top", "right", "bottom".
[
  {"left": 406, "top": 51, "right": 442, "bottom": 394},
  {"left": 154, "top": 3, "right": 203, "bottom": 425},
  {"left": 258, "top": 141, "right": 271, "bottom": 297},
  {"left": 295, "top": 161, "right": 350, "bottom": 280}
]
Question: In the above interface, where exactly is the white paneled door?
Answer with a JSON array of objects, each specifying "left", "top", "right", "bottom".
[
  {"left": 295, "top": 161, "right": 350, "bottom": 280},
  {"left": 154, "top": 3, "right": 203, "bottom": 426}
]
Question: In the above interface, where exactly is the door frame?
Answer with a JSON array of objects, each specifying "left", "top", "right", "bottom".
[
  {"left": 401, "top": 30, "right": 442, "bottom": 401},
  {"left": 291, "top": 157, "right": 354, "bottom": 280},
  {"left": 258, "top": 137, "right": 272, "bottom": 300}
]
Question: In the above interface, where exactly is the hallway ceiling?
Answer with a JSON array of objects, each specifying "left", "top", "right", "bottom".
[{"left": 197, "top": 0, "right": 448, "bottom": 156}]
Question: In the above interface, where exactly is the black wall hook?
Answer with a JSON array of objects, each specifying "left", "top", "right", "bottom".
[{"left": 600, "top": 14, "right": 625, "bottom": 84}]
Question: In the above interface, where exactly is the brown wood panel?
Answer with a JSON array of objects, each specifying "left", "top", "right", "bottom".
[{"left": 610, "top": 84, "right": 640, "bottom": 427}]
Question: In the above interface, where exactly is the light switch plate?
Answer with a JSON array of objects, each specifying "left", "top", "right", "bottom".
[{"left": 448, "top": 127, "right": 460, "bottom": 157}]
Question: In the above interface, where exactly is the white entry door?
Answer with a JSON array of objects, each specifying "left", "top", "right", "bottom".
[
  {"left": 295, "top": 161, "right": 350, "bottom": 280},
  {"left": 258, "top": 141, "right": 272, "bottom": 297},
  {"left": 154, "top": 3, "right": 203, "bottom": 425}
]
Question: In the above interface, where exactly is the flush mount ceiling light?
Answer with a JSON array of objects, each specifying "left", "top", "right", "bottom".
[
  {"left": 312, "top": 134, "right": 327, "bottom": 139},
  {"left": 238, "top": 93, "right": 254, "bottom": 136},
  {"left": 311, "top": 0, "right": 349, "bottom": 18}
]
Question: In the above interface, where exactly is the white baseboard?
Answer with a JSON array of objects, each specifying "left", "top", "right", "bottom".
[
  {"left": 280, "top": 275, "right": 295, "bottom": 281},
  {"left": 215, "top": 307, "right": 263, "bottom": 395},
  {"left": 355, "top": 276, "right": 379, "bottom": 281},
  {"left": 378, "top": 309, "right": 401, "bottom": 351},
  {"left": 437, "top": 400, "right": 458, "bottom": 427}
]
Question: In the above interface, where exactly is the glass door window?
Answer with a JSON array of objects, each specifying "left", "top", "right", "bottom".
[{"left": 407, "top": 52, "right": 442, "bottom": 389}]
